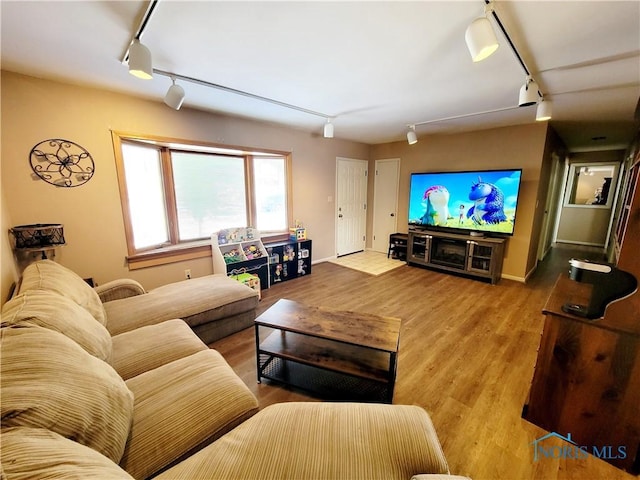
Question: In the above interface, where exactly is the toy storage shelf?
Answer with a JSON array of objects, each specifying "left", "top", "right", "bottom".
[
  {"left": 219, "top": 241, "right": 268, "bottom": 265},
  {"left": 212, "top": 228, "right": 312, "bottom": 290},
  {"left": 214, "top": 228, "right": 269, "bottom": 290},
  {"left": 265, "top": 239, "right": 312, "bottom": 286}
]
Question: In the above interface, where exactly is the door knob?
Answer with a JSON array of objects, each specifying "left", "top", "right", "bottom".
[
  {"left": 390, "top": 213, "right": 395, "bottom": 217},
  {"left": 338, "top": 214, "right": 343, "bottom": 218}
]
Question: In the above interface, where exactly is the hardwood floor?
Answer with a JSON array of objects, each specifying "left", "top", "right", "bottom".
[{"left": 211, "top": 245, "right": 634, "bottom": 480}]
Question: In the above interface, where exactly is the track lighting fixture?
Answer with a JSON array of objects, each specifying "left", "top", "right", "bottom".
[
  {"left": 407, "top": 125, "right": 418, "bottom": 145},
  {"left": 323, "top": 118, "right": 334, "bottom": 138},
  {"left": 465, "top": 2, "right": 499, "bottom": 62},
  {"left": 519, "top": 76, "right": 539, "bottom": 107},
  {"left": 164, "top": 77, "right": 185, "bottom": 110},
  {"left": 536, "top": 97, "right": 552, "bottom": 121},
  {"left": 128, "top": 39, "right": 153, "bottom": 80},
  {"left": 123, "top": 1, "right": 335, "bottom": 124},
  {"left": 153, "top": 69, "right": 335, "bottom": 125},
  {"left": 404, "top": 3, "right": 551, "bottom": 137}
]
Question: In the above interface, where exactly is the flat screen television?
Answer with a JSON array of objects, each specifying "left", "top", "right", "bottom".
[{"left": 408, "top": 169, "right": 522, "bottom": 236}]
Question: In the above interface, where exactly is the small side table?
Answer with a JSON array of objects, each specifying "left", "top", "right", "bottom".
[{"left": 387, "top": 233, "right": 408, "bottom": 261}]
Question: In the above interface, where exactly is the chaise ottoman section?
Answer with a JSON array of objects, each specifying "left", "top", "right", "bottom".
[
  {"left": 110, "top": 319, "right": 208, "bottom": 380},
  {"left": 120, "top": 349, "right": 259, "bottom": 479},
  {"left": 156, "top": 402, "right": 450, "bottom": 480},
  {"left": 103, "top": 274, "right": 259, "bottom": 344}
]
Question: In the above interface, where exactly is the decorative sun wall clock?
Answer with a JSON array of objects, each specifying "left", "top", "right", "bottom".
[{"left": 29, "top": 138, "right": 95, "bottom": 187}]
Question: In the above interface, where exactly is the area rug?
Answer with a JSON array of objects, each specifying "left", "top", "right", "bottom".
[{"left": 328, "top": 250, "right": 406, "bottom": 276}]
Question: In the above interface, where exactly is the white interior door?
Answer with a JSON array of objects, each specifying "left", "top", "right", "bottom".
[
  {"left": 372, "top": 158, "right": 400, "bottom": 253},
  {"left": 336, "top": 157, "right": 367, "bottom": 256}
]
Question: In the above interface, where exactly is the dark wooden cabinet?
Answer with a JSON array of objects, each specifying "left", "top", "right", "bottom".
[
  {"left": 524, "top": 276, "right": 640, "bottom": 472},
  {"left": 523, "top": 150, "right": 640, "bottom": 473}
]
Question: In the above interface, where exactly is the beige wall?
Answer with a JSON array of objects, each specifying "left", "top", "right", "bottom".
[
  {"left": 1, "top": 181, "right": 19, "bottom": 302},
  {"left": 369, "top": 122, "right": 550, "bottom": 281},
  {"left": 1, "top": 71, "right": 369, "bottom": 292},
  {"left": 1, "top": 71, "right": 576, "bottom": 293}
]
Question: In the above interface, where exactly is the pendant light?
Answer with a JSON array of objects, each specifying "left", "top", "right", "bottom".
[
  {"left": 465, "top": 2, "right": 499, "bottom": 62},
  {"left": 324, "top": 118, "right": 334, "bottom": 138},
  {"left": 128, "top": 39, "right": 153, "bottom": 80},
  {"left": 407, "top": 125, "right": 418, "bottom": 145},
  {"left": 536, "top": 97, "right": 552, "bottom": 121},
  {"left": 164, "top": 78, "right": 185, "bottom": 110},
  {"left": 519, "top": 76, "right": 539, "bottom": 107}
]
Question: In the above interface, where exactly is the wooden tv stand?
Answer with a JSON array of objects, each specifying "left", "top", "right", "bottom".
[{"left": 407, "top": 229, "right": 505, "bottom": 284}]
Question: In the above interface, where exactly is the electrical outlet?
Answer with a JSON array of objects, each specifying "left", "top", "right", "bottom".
[{"left": 185, "top": 269, "right": 191, "bottom": 280}]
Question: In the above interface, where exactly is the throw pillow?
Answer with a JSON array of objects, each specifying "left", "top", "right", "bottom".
[
  {"left": 17, "top": 260, "right": 106, "bottom": 325},
  {"left": 1, "top": 427, "right": 134, "bottom": 479},
  {"left": 1, "top": 290, "right": 112, "bottom": 362},
  {"left": 0, "top": 325, "right": 134, "bottom": 463}
]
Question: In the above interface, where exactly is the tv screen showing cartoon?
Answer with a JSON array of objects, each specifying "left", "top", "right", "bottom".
[{"left": 408, "top": 169, "right": 522, "bottom": 235}]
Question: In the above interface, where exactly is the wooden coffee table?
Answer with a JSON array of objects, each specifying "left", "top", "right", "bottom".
[{"left": 255, "top": 299, "right": 401, "bottom": 403}]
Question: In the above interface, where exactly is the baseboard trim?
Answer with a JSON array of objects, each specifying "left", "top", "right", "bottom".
[
  {"left": 313, "top": 256, "right": 336, "bottom": 265},
  {"left": 555, "top": 239, "right": 606, "bottom": 248},
  {"left": 501, "top": 273, "right": 526, "bottom": 283}
]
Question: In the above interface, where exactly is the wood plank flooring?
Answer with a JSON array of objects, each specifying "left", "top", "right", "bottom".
[{"left": 211, "top": 245, "right": 634, "bottom": 480}]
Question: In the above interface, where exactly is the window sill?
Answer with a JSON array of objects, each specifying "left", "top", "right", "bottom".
[
  {"left": 126, "top": 233, "right": 291, "bottom": 270},
  {"left": 126, "top": 241, "right": 212, "bottom": 270}
]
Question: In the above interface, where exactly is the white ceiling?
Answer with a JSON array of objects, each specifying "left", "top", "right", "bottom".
[{"left": 2, "top": 1, "right": 639, "bottom": 151}]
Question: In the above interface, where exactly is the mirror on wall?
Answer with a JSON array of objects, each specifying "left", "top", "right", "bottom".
[{"left": 565, "top": 163, "right": 619, "bottom": 207}]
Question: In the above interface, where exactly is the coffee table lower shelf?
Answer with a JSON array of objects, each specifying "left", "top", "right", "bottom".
[{"left": 258, "top": 354, "right": 392, "bottom": 403}]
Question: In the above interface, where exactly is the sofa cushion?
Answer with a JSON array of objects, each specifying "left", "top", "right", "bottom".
[
  {"left": 156, "top": 402, "right": 450, "bottom": 480},
  {"left": 120, "top": 349, "right": 259, "bottom": 479},
  {"left": 17, "top": 260, "right": 106, "bottom": 325},
  {"left": 1, "top": 427, "right": 134, "bottom": 480},
  {"left": 1, "top": 290, "right": 112, "bottom": 362},
  {"left": 0, "top": 326, "right": 134, "bottom": 463},
  {"left": 104, "top": 274, "right": 258, "bottom": 336},
  {"left": 111, "top": 319, "right": 208, "bottom": 380}
]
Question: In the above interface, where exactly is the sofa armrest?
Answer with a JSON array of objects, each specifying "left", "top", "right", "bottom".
[{"left": 95, "top": 279, "right": 146, "bottom": 303}]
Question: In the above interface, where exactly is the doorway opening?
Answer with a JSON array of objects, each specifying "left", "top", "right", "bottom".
[{"left": 554, "top": 161, "right": 621, "bottom": 248}]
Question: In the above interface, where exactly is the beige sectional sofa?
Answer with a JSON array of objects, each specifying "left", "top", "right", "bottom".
[
  {"left": 1, "top": 259, "right": 466, "bottom": 480},
  {"left": 96, "top": 269, "right": 259, "bottom": 345}
]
